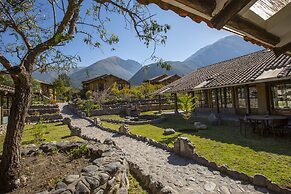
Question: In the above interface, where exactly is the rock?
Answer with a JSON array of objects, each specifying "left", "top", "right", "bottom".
[
  {"left": 119, "top": 124, "right": 129, "bottom": 134},
  {"left": 105, "top": 162, "right": 121, "bottom": 175},
  {"left": 99, "top": 173, "right": 110, "bottom": 185},
  {"left": 36, "top": 191, "right": 49, "bottom": 194},
  {"left": 160, "top": 186, "right": 177, "bottom": 194},
  {"left": 56, "top": 182, "right": 67, "bottom": 190},
  {"left": 62, "top": 117, "right": 71, "bottom": 125},
  {"left": 103, "top": 138, "right": 115, "bottom": 146},
  {"left": 163, "top": 128, "right": 175, "bottom": 135},
  {"left": 85, "top": 176, "right": 100, "bottom": 189},
  {"left": 193, "top": 122, "right": 208, "bottom": 130},
  {"left": 253, "top": 174, "right": 270, "bottom": 187},
  {"left": 173, "top": 137, "right": 195, "bottom": 158},
  {"left": 82, "top": 165, "right": 98, "bottom": 174},
  {"left": 75, "top": 180, "right": 90, "bottom": 194},
  {"left": 94, "top": 118, "right": 102, "bottom": 125},
  {"left": 208, "top": 113, "right": 218, "bottom": 124},
  {"left": 64, "top": 175, "right": 80, "bottom": 184},
  {"left": 204, "top": 181, "right": 216, "bottom": 191},
  {"left": 51, "top": 188, "right": 66, "bottom": 194},
  {"left": 40, "top": 142, "right": 57, "bottom": 153},
  {"left": 220, "top": 186, "right": 231, "bottom": 194}
]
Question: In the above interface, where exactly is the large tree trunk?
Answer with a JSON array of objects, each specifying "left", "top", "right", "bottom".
[{"left": 0, "top": 76, "right": 32, "bottom": 192}]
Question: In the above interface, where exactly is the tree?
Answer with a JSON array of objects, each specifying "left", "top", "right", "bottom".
[
  {"left": 178, "top": 94, "right": 197, "bottom": 120},
  {"left": 53, "top": 73, "right": 73, "bottom": 101},
  {"left": 0, "top": 0, "right": 170, "bottom": 191}
]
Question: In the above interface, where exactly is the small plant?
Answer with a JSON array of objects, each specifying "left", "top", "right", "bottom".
[
  {"left": 83, "top": 99, "right": 94, "bottom": 116},
  {"left": 178, "top": 94, "right": 197, "bottom": 120},
  {"left": 33, "top": 125, "right": 46, "bottom": 143},
  {"left": 69, "top": 144, "right": 89, "bottom": 158},
  {"left": 85, "top": 90, "right": 93, "bottom": 100}
]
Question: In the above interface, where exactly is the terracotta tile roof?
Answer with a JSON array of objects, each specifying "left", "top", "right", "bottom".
[
  {"left": 82, "top": 74, "right": 129, "bottom": 84},
  {"left": 157, "top": 74, "right": 181, "bottom": 83},
  {"left": 156, "top": 50, "right": 291, "bottom": 94}
]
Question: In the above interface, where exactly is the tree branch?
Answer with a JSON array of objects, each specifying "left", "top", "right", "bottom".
[{"left": 0, "top": 54, "right": 13, "bottom": 70}]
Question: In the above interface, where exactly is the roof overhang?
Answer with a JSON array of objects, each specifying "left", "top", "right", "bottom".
[{"left": 138, "top": 0, "right": 291, "bottom": 55}]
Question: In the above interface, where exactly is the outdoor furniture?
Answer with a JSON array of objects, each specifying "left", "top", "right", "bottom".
[{"left": 247, "top": 115, "right": 288, "bottom": 136}]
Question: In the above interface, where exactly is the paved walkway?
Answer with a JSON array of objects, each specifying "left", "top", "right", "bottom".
[{"left": 60, "top": 104, "right": 271, "bottom": 194}]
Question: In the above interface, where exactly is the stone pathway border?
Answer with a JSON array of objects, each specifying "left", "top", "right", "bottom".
[{"left": 64, "top": 103, "right": 291, "bottom": 194}]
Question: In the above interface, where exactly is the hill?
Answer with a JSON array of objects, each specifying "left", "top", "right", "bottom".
[
  {"left": 129, "top": 35, "right": 262, "bottom": 85},
  {"left": 184, "top": 35, "right": 262, "bottom": 69}
]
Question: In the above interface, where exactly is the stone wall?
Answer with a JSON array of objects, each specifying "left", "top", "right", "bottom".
[
  {"left": 21, "top": 141, "right": 129, "bottom": 194},
  {"left": 26, "top": 104, "right": 62, "bottom": 123},
  {"left": 84, "top": 116, "right": 291, "bottom": 194}
]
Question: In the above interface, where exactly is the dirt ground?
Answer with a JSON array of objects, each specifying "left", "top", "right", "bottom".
[{"left": 8, "top": 153, "right": 90, "bottom": 194}]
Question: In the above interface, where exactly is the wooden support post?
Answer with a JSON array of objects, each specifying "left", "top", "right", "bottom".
[
  {"left": 265, "top": 83, "right": 271, "bottom": 115},
  {"left": 246, "top": 85, "right": 251, "bottom": 115},
  {"left": 158, "top": 95, "right": 162, "bottom": 113},
  {"left": 232, "top": 86, "right": 236, "bottom": 109},
  {"left": 173, "top": 93, "right": 179, "bottom": 114},
  {"left": 215, "top": 88, "right": 220, "bottom": 113}
]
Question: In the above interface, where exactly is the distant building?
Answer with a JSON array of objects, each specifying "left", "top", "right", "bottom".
[
  {"left": 143, "top": 74, "right": 181, "bottom": 85},
  {"left": 34, "top": 79, "right": 56, "bottom": 100},
  {"left": 82, "top": 74, "right": 129, "bottom": 92}
]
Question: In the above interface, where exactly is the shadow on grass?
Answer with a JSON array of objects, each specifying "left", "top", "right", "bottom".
[
  {"left": 61, "top": 135, "right": 71, "bottom": 139},
  {"left": 152, "top": 116, "right": 291, "bottom": 157},
  {"left": 22, "top": 140, "right": 35, "bottom": 145}
]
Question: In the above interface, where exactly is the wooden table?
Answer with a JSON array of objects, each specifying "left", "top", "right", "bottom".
[{"left": 247, "top": 115, "right": 288, "bottom": 136}]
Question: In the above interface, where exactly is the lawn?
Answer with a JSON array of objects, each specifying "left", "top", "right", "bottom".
[
  {"left": 140, "top": 109, "right": 174, "bottom": 115},
  {"left": 93, "top": 114, "right": 125, "bottom": 121},
  {"left": 0, "top": 122, "right": 82, "bottom": 152},
  {"left": 101, "top": 117, "right": 291, "bottom": 187}
]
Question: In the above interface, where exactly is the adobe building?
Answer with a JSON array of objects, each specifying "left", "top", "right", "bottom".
[
  {"left": 0, "top": 85, "right": 14, "bottom": 128},
  {"left": 34, "top": 79, "right": 56, "bottom": 100},
  {"left": 82, "top": 74, "right": 129, "bottom": 92},
  {"left": 156, "top": 50, "right": 291, "bottom": 116}
]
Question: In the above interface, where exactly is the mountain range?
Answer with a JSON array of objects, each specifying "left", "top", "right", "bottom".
[{"left": 32, "top": 35, "right": 262, "bottom": 87}]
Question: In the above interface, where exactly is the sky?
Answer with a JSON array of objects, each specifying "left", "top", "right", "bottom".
[{"left": 62, "top": 3, "right": 232, "bottom": 67}]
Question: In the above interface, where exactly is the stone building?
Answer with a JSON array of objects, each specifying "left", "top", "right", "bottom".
[{"left": 82, "top": 74, "right": 129, "bottom": 93}]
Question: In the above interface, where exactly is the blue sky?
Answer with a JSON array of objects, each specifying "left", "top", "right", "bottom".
[{"left": 63, "top": 3, "right": 232, "bottom": 67}]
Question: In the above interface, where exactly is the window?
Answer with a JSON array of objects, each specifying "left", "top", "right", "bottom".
[
  {"left": 98, "top": 83, "right": 104, "bottom": 91},
  {"left": 271, "top": 83, "right": 291, "bottom": 109},
  {"left": 237, "top": 87, "right": 246, "bottom": 108},
  {"left": 218, "top": 88, "right": 225, "bottom": 108},
  {"left": 249, "top": 86, "right": 258, "bottom": 109},
  {"left": 226, "top": 87, "right": 233, "bottom": 108},
  {"left": 194, "top": 90, "right": 208, "bottom": 108},
  {"left": 211, "top": 89, "right": 217, "bottom": 108},
  {"left": 117, "top": 83, "right": 123, "bottom": 90}
]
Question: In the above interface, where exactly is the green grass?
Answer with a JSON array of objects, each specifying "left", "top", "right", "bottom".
[
  {"left": 0, "top": 122, "right": 83, "bottom": 152},
  {"left": 102, "top": 117, "right": 291, "bottom": 187},
  {"left": 93, "top": 114, "right": 125, "bottom": 121},
  {"left": 140, "top": 109, "right": 174, "bottom": 115},
  {"left": 128, "top": 173, "right": 147, "bottom": 194}
]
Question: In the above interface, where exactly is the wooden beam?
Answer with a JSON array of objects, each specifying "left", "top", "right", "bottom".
[
  {"left": 273, "top": 42, "right": 291, "bottom": 56},
  {"left": 211, "top": 0, "right": 254, "bottom": 29},
  {"left": 228, "top": 16, "right": 280, "bottom": 46}
]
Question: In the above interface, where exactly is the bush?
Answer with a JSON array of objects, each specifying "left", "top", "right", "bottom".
[{"left": 69, "top": 144, "right": 89, "bottom": 158}]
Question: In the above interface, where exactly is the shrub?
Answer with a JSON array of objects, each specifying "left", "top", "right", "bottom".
[
  {"left": 178, "top": 94, "right": 197, "bottom": 120},
  {"left": 69, "top": 144, "right": 89, "bottom": 158}
]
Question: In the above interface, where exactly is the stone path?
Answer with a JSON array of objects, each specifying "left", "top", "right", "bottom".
[{"left": 59, "top": 104, "right": 271, "bottom": 194}]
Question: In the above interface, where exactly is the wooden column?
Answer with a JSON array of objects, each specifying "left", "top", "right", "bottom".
[
  {"left": 246, "top": 85, "right": 251, "bottom": 115},
  {"left": 215, "top": 88, "right": 220, "bottom": 113},
  {"left": 173, "top": 93, "right": 179, "bottom": 114},
  {"left": 158, "top": 95, "right": 162, "bottom": 113},
  {"left": 265, "top": 83, "right": 271, "bottom": 115},
  {"left": 0, "top": 94, "right": 2, "bottom": 126}
]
